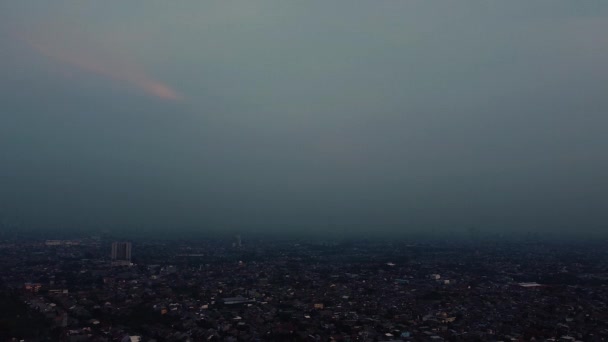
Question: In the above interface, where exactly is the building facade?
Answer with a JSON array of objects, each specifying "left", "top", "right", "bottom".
[{"left": 111, "top": 241, "right": 132, "bottom": 266}]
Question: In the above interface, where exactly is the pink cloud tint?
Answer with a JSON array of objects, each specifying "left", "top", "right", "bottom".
[{"left": 26, "top": 37, "right": 182, "bottom": 101}]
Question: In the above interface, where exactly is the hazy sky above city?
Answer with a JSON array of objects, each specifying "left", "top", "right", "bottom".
[{"left": 1, "top": 1, "right": 607, "bottom": 237}]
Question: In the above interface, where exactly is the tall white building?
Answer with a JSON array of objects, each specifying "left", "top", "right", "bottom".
[{"left": 111, "top": 241, "right": 132, "bottom": 266}]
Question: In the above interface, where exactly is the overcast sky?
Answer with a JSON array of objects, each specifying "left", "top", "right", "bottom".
[{"left": 1, "top": 1, "right": 607, "bottom": 237}]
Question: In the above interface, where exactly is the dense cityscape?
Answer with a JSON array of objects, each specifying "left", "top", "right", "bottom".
[
  {"left": 3, "top": 1, "right": 608, "bottom": 341},
  {"left": 1, "top": 234, "right": 607, "bottom": 341}
]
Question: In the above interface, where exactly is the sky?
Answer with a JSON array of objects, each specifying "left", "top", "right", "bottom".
[{"left": 1, "top": 1, "right": 607, "bottom": 238}]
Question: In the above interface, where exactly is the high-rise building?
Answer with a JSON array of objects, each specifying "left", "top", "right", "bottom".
[
  {"left": 232, "top": 234, "right": 242, "bottom": 248},
  {"left": 111, "top": 241, "right": 132, "bottom": 266}
]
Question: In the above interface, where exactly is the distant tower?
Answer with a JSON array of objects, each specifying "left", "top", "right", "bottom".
[
  {"left": 232, "top": 234, "right": 242, "bottom": 248},
  {"left": 111, "top": 241, "right": 132, "bottom": 266}
]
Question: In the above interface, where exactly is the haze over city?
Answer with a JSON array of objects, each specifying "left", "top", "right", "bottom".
[{"left": 1, "top": 1, "right": 608, "bottom": 238}]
